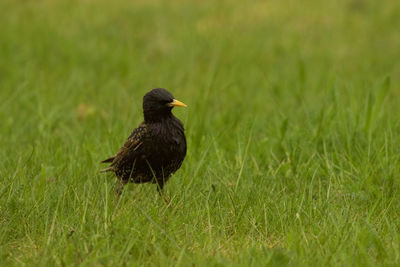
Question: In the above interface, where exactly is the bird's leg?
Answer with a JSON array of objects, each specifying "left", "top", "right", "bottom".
[
  {"left": 115, "top": 180, "right": 127, "bottom": 200},
  {"left": 156, "top": 182, "right": 169, "bottom": 205},
  {"left": 162, "top": 195, "right": 170, "bottom": 205}
]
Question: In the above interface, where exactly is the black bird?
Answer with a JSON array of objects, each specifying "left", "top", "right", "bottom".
[{"left": 101, "top": 88, "right": 187, "bottom": 196}]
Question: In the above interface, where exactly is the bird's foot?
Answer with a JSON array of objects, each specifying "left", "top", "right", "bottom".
[
  {"left": 163, "top": 196, "right": 170, "bottom": 205},
  {"left": 115, "top": 181, "right": 126, "bottom": 201}
]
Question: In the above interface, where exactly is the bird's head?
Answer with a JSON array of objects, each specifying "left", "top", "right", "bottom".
[{"left": 143, "top": 88, "right": 186, "bottom": 122}]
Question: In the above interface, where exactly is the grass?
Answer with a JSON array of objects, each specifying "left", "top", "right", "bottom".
[{"left": 1, "top": 0, "right": 400, "bottom": 265}]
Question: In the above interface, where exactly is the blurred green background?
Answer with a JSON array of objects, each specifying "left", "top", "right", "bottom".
[{"left": 1, "top": 0, "right": 400, "bottom": 265}]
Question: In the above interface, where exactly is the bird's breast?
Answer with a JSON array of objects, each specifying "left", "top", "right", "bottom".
[{"left": 146, "top": 121, "right": 186, "bottom": 157}]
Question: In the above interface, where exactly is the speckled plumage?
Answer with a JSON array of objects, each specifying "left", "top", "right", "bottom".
[{"left": 101, "top": 88, "right": 187, "bottom": 192}]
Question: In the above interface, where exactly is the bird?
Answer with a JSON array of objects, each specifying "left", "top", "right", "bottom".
[{"left": 100, "top": 88, "right": 187, "bottom": 198}]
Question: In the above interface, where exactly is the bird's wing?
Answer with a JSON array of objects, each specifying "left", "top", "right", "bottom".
[{"left": 101, "top": 123, "right": 147, "bottom": 168}]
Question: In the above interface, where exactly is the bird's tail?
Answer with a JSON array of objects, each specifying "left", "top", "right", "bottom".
[
  {"left": 99, "top": 156, "right": 115, "bottom": 173},
  {"left": 99, "top": 166, "right": 114, "bottom": 173},
  {"left": 101, "top": 156, "right": 115, "bottom": 163}
]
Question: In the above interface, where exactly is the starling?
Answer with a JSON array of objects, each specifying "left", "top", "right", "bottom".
[{"left": 101, "top": 88, "right": 187, "bottom": 196}]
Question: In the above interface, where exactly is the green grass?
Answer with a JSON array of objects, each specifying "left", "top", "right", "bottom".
[{"left": 1, "top": 0, "right": 400, "bottom": 265}]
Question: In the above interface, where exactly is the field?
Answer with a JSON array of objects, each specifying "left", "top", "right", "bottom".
[{"left": 1, "top": 0, "right": 400, "bottom": 265}]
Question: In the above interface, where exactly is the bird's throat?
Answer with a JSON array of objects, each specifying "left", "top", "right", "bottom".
[{"left": 143, "top": 109, "right": 174, "bottom": 123}]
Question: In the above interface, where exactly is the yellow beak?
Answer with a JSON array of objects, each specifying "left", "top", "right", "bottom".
[{"left": 168, "top": 99, "right": 187, "bottom": 107}]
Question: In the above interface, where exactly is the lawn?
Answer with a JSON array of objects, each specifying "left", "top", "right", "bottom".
[{"left": 1, "top": 0, "right": 400, "bottom": 265}]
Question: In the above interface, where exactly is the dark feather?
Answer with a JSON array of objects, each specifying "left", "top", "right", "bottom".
[
  {"left": 100, "top": 89, "right": 187, "bottom": 194},
  {"left": 101, "top": 157, "right": 114, "bottom": 163}
]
